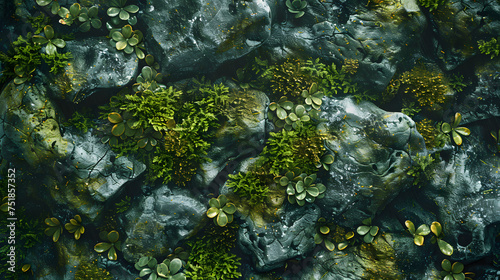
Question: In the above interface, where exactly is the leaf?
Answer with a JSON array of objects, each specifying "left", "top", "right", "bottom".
[
  {"left": 295, "top": 181, "right": 304, "bottom": 193},
  {"left": 322, "top": 154, "right": 334, "bottom": 164},
  {"left": 79, "top": 21, "right": 91, "bottom": 32},
  {"left": 431, "top": 221, "right": 442, "bottom": 236},
  {"left": 51, "top": 2, "right": 60, "bottom": 14},
  {"left": 206, "top": 207, "right": 219, "bottom": 218},
  {"left": 128, "top": 36, "right": 139, "bottom": 46},
  {"left": 36, "top": 0, "right": 52, "bottom": 7},
  {"left": 112, "top": 123, "right": 125, "bottom": 136},
  {"left": 222, "top": 203, "right": 236, "bottom": 214},
  {"left": 70, "top": 3, "right": 81, "bottom": 17},
  {"left": 22, "top": 264, "right": 30, "bottom": 272},
  {"left": 169, "top": 258, "right": 182, "bottom": 274},
  {"left": 119, "top": 9, "right": 130, "bottom": 20},
  {"left": 208, "top": 198, "right": 220, "bottom": 208},
  {"left": 452, "top": 130, "right": 463, "bottom": 145},
  {"left": 438, "top": 239, "right": 454, "bottom": 256},
  {"left": 441, "top": 259, "right": 452, "bottom": 271},
  {"left": 415, "top": 224, "right": 430, "bottom": 236},
  {"left": 218, "top": 195, "right": 228, "bottom": 206},
  {"left": 452, "top": 262, "right": 464, "bottom": 274},
  {"left": 145, "top": 54, "right": 155, "bottom": 66},
  {"left": 108, "top": 246, "right": 117, "bottom": 260},
  {"left": 94, "top": 242, "right": 112, "bottom": 253},
  {"left": 135, "top": 47, "right": 145, "bottom": 59},
  {"left": 217, "top": 211, "right": 228, "bottom": 227},
  {"left": 139, "top": 268, "right": 152, "bottom": 277},
  {"left": 369, "top": 226, "right": 379, "bottom": 236},
  {"left": 304, "top": 176, "right": 313, "bottom": 186},
  {"left": 124, "top": 4, "right": 139, "bottom": 13},
  {"left": 51, "top": 39, "right": 66, "bottom": 48},
  {"left": 107, "top": 230, "right": 120, "bottom": 243},
  {"left": 338, "top": 242, "right": 348, "bottom": 250},
  {"left": 325, "top": 239, "right": 335, "bottom": 251},
  {"left": 157, "top": 263, "right": 169, "bottom": 277},
  {"left": 306, "top": 186, "right": 320, "bottom": 197},
  {"left": 32, "top": 35, "right": 48, "bottom": 45},
  {"left": 363, "top": 234, "right": 374, "bottom": 243},
  {"left": 142, "top": 66, "right": 153, "bottom": 81},
  {"left": 357, "top": 225, "right": 370, "bottom": 235},
  {"left": 442, "top": 122, "right": 452, "bottom": 133},
  {"left": 281, "top": 101, "right": 293, "bottom": 110},
  {"left": 91, "top": 19, "right": 102, "bottom": 29},
  {"left": 314, "top": 233, "right": 323, "bottom": 244},
  {"left": 44, "top": 25, "right": 55, "bottom": 39},
  {"left": 46, "top": 43, "right": 57, "bottom": 55},
  {"left": 122, "top": 25, "right": 133, "bottom": 38},
  {"left": 453, "top": 112, "right": 462, "bottom": 128},
  {"left": 320, "top": 226, "right": 330, "bottom": 234},
  {"left": 277, "top": 107, "right": 287, "bottom": 120},
  {"left": 455, "top": 127, "right": 470, "bottom": 136},
  {"left": 414, "top": 235, "right": 424, "bottom": 246}
]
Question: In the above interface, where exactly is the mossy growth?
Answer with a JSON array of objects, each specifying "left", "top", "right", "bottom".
[
  {"left": 227, "top": 172, "right": 269, "bottom": 206},
  {"left": 185, "top": 223, "right": 242, "bottom": 280},
  {"left": 74, "top": 260, "right": 114, "bottom": 280},
  {"left": 417, "top": 0, "right": 447, "bottom": 11},
  {"left": 399, "top": 65, "right": 449, "bottom": 109},
  {"left": 416, "top": 119, "right": 446, "bottom": 149},
  {"left": 407, "top": 153, "right": 437, "bottom": 187},
  {"left": 63, "top": 109, "right": 96, "bottom": 133},
  {"left": 0, "top": 34, "right": 42, "bottom": 85},
  {"left": 478, "top": 37, "right": 500, "bottom": 59},
  {"left": 269, "top": 58, "right": 315, "bottom": 97}
]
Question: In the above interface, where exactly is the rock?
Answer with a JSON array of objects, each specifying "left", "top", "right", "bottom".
[
  {"left": 192, "top": 81, "right": 269, "bottom": 189},
  {"left": 121, "top": 184, "right": 206, "bottom": 263},
  {"left": 317, "top": 97, "right": 425, "bottom": 227},
  {"left": 48, "top": 37, "right": 139, "bottom": 103},
  {"left": 142, "top": 0, "right": 273, "bottom": 80},
  {"left": 238, "top": 203, "right": 320, "bottom": 272},
  {"left": 46, "top": 130, "right": 146, "bottom": 220},
  {"left": 0, "top": 81, "right": 69, "bottom": 166}
]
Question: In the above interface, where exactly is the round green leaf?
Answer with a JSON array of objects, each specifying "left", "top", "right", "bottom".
[
  {"left": 139, "top": 268, "right": 152, "bottom": 277},
  {"left": 357, "top": 225, "right": 370, "bottom": 235},
  {"left": 119, "top": 9, "right": 130, "bottom": 20},
  {"left": 269, "top": 103, "right": 278, "bottom": 111},
  {"left": 107, "top": 7, "right": 120, "bottom": 17},
  {"left": 116, "top": 40, "right": 127, "bottom": 50},
  {"left": 438, "top": 239, "right": 454, "bottom": 256},
  {"left": 287, "top": 185, "right": 295, "bottom": 195},
  {"left": 112, "top": 123, "right": 125, "bottom": 136},
  {"left": 137, "top": 138, "right": 148, "bottom": 148},
  {"left": 431, "top": 222, "right": 442, "bottom": 236},
  {"left": 452, "top": 130, "right": 463, "bottom": 145},
  {"left": 128, "top": 36, "right": 139, "bottom": 46},
  {"left": 453, "top": 273, "right": 465, "bottom": 280},
  {"left": 124, "top": 4, "right": 139, "bottom": 13},
  {"left": 279, "top": 176, "right": 289, "bottom": 186},
  {"left": 108, "top": 112, "right": 123, "bottom": 123},
  {"left": 414, "top": 235, "right": 424, "bottom": 246},
  {"left": 442, "top": 259, "right": 452, "bottom": 271},
  {"left": 135, "top": 47, "right": 145, "bottom": 59},
  {"left": 452, "top": 262, "right": 464, "bottom": 274},
  {"left": 124, "top": 44, "right": 134, "bottom": 54},
  {"left": 369, "top": 226, "right": 379, "bottom": 236},
  {"left": 314, "top": 233, "right": 323, "bottom": 244},
  {"left": 142, "top": 66, "right": 153, "bottom": 81},
  {"left": 455, "top": 127, "right": 470, "bottom": 136},
  {"left": 306, "top": 186, "right": 320, "bottom": 197},
  {"left": 442, "top": 122, "right": 452, "bottom": 133},
  {"left": 70, "top": 3, "right": 81, "bottom": 17},
  {"left": 94, "top": 242, "right": 112, "bottom": 253},
  {"left": 277, "top": 107, "right": 287, "bottom": 120},
  {"left": 338, "top": 242, "right": 348, "bottom": 251},
  {"left": 325, "top": 239, "right": 335, "bottom": 251},
  {"left": 208, "top": 198, "right": 220, "bottom": 208},
  {"left": 32, "top": 35, "right": 48, "bottom": 45},
  {"left": 363, "top": 234, "right": 374, "bottom": 243},
  {"left": 109, "top": 137, "right": 119, "bottom": 146},
  {"left": 304, "top": 176, "right": 313, "bottom": 186},
  {"left": 453, "top": 112, "right": 462, "bottom": 128},
  {"left": 169, "top": 258, "right": 182, "bottom": 274},
  {"left": 295, "top": 105, "right": 306, "bottom": 116},
  {"left": 45, "top": 43, "right": 56, "bottom": 55},
  {"left": 36, "top": 0, "right": 52, "bottom": 6},
  {"left": 157, "top": 263, "right": 169, "bottom": 277},
  {"left": 223, "top": 203, "right": 236, "bottom": 214},
  {"left": 107, "top": 230, "right": 120, "bottom": 243},
  {"left": 44, "top": 25, "right": 54, "bottom": 40},
  {"left": 88, "top": 6, "right": 98, "bottom": 17},
  {"left": 312, "top": 96, "right": 322, "bottom": 106},
  {"left": 51, "top": 2, "right": 60, "bottom": 14},
  {"left": 217, "top": 211, "right": 228, "bottom": 227},
  {"left": 108, "top": 246, "right": 117, "bottom": 260},
  {"left": 79, "top": 21, "right": 91, "bottom": 32},
  {"left": 305, "top": 97, "right": 312, "bottom": 105},
  {"left": 322, "top": 154, "right": 334, "bottom": 164},
  {"left": 122, "top": 25, "right": 133, "bottom": 38},
  {"left": 206, "top": 207, "right": 219, "bottom": 218},
  {"left": 295, "top": 181, "right": 304, "bottom": 193},
  {"left": 91, "top": 19, "right": 102, "bottom": 29},
  {"left": 281, "top": 101, "right": 293, "bottom": 110},
  {"left": 79, "top": 13, "right": 89, "bottom": 22},
  {"left": 320, "top": 226, "right": 330, "bottom": 234},
  {"left": 444, "top": 275, "right": 453, "bottom": 280},
  {"left": 416, "top": 224, "right": 430, "bottom": 236},
  {"left": 288, "top": 113, "right": 298, "bottom": 122},
  {"left": 51, "top": 39, "right": 66, "bottom": 48},
  {"left": 296, "top": 191, "right": 307, "bottom": 200},
  {"left": 405, "top": 220, "right": 415, "bottom": 234}
]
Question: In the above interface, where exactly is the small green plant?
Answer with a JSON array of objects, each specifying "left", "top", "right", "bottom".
[
  {"left": 0, "top": 35, "right": 42, "bottom": 84},
  {"left": 206, "top": 195, "right": 237, "bottom": 227},
  {"left": 44, "top": 217, "right": 63, "bottom": 242},
  {"left": 107, "top": 0, "right": 139, "bottom": 22},
  {"left": 478, "top": 37, "right": 500, "bottom": 59},
  {"left": 135, "top": 256, "right": 186, "bottom": 280},
  {"left": 417, "top": 0, "right": 447, "bottom": 11},
  {"left": 94, "top": 230, "right": 122, "bottom": 260},
  {"left": 63, "top": 111, "right": 96, "bottom": 133},
  {"left": 356, "top": 218, "right": 379, "bottom": 243},
  {"left": 441, "top": 113, "right": 470, "bottom": 146},
  {"left": 491, "top": 129, "right": 500, "bottom": 153},
  {"left": 286, "top": 0, "right": 307, "bottom": 18},
  {"left": 317, "top": 153, "right": 334, "bottom": 171},
  {"left": 227, "top": 172, "right": 269, "bottom": 206},
  {"left": 440, "top": 259, "right": 475, "bottom": 280},
  {"left": 416, "top": 119, "right": 447, "bottom": 149},
  {"left": 301, "top": 83, "right": 323, "bottom": 110},
  {"left": 269, "top": 96, "right": 294, "bottom": 120},
  {"left": 401, "top": 100, "right": 421, "bottom": 117},
  {"left": 64, "top": 215, "right": 85, "bottom": 240},
  {"left": 102, "top": 111, "right": 142, "bottom": 147},
  {"left": 314, "top": 218, "right": 354, "bottom": 251},
  {"left": 57, "top": 3, "right": 83, "bottom": 26},
  {"left": 405, "top": 220, "right": 430, "bottom": 246},
  {"left": 167, "top": 247, "right": 190, "bottom": 264},
  {"left": 41, "top": 52, "right": 73, "bottom": 74},
  {"left": 286, "top": 173, "right": 326, "bottom": 206},
  {"left": 132, "top": 65, "right": 165, "bottom": 93},
  {"left": 35, "top": 0, "right": 60, "bottom": 14},
  {"left": 78, "top": 5, "right": 102, "bottom": 32},
  {"left": 449, "top": 74, "right": 467, "bottom": 93},
  {"left": 430, "top": 221, "right": 453, "bottom": 256},
  {"left": 109, "top": 25, "right": 145, "bottom": 59},
  {"left": 32, "top": 25, "right": 66, "bottom": 55},
  {"left": 115, "top": 196, "right": 131, "bottom": 213},
  {"left": 75, "top": 260, "right": 114, "bottom": 280}
]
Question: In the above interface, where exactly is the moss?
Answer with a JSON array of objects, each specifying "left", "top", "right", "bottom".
[
  {"left": 74, "top": 260, "right": 113, "bottom": 280},
  {"left": 400, "top": 65, "right": 449, "bottom": 109},
  {"left": 416, "top": 119, "right": 446, "bottom": 149},
  {"left": 270, "top": 58, "right": 315, "bottom": 97},
  {"left": 227, "top": 172, "right": 269, "bottom": 206},
  {"left": 356, "top": 235, "right": 403, "bottom": 280}
]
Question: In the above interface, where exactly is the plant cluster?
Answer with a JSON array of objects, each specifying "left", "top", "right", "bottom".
[
  {"left": 206, "top": 194, "right": 237, "bottom": 227},
  {"left": 115, "top": 196, "right": 131, "bottom": 213},
  {"left": 314, "top": 217, "right": 354, "bottom": 251},
  {"left": 0, "top": 34, "right": 42, "bottom": 85},
  {"left": 356, "top": 218, "right": 379, "bottom": 243},
  {"left": 405, "top": 220, "right": 453, "bottom": 256},
  {"left": 440, "top": 259, "right": 475, "bottom": 280},
  {"left": 45, "top": 215, "right": 86, "bottom": 241},
  {"left": 302, "top": 58, "right": 359, "bottom": 97},
  {"left": 441, "top": 113, "right": 470, "bottom": 146},
  {"left": 286, "top": 0, "right": 307, "bottom": 18},
  {"left": 478, "top": 37, "right": 500, "bottom": 59},
  {"left": 135, "top": 256, "right": 186, "bottom": 280},
  {"left": 286, "top": 172, "right": 326, "bottom": 206},
  {"left": 109, "top": 24, "right": 145, "bottom": 59},
  {"left": 185, "top": 223, "right": 241, "bottom": 280},
  {"left": 94, "top": 230, "right": 122, "bottom": 260},
  {"left": 269, "top": 58, "right": 314, "bottom": 97},
  {"left": 227, "top": 172, "right": 269, "bottom": 206},
  {"left": 107, "top": 0, "right": 140, "bottom": 27},
  {"left": 449, "top": 74, "right": 468, "bottom": 93}
]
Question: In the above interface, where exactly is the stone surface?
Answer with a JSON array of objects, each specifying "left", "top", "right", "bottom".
[
  {"left": 238, "top": 203, "right": 320, "bottom": 272},
  {"left": 121, "top": 184, "right": 207, "bottom": 263},
  {"left": 316, "top": 97, "right": 425, "bottom": 227},
  {"left": 47, "top": 37, "right": 139, "bottom": 103}
]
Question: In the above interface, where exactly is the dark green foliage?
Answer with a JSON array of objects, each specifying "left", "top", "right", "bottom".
[
  {"left": 417, "top": 0, "right": 447, "bottom": 11},
  {"left": 0, "top": 34, "right": 42, "bottom": 85},
  {"left": 185, "top": 223, "right": 242, "bottom": 280},
  {"left": 258, "top": 124, "right": 325, "bottom": 175},
  {"left": 41, "top": 51, "right": 72, "bottom": 74},
  {"left": 449, "top": 74, "right": 468, "bottom": 93},
  {"left": 227, "top": 172, "right": 269, "bottom": 206},
  {"left": 63, "top": 110, "right": 96, "bottom": 133},
  {"left": 302, "top": 58, "right": 359, "bottom": 97},
  {"left": 407, "top": 153, "right": 436, "bottom": 186},
  {"left": 27, "top": 13, "right": 51, "bottom": 35},
  {"left": 478, "top": 37, "right": 500, "bottom": 59},
  {"left": 114, "top": 196, "right": 131, "bottom": 213}
]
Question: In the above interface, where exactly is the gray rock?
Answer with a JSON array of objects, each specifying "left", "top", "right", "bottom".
[
  {"left": 121, "top": 184, "right": 206, "bottom": 262},
  {"left": 317, "top": 97, "right": 425, "bottom": 227},
  {"left": 47, "top": 37, "right": 139, "bottom": 103},
  {"left": 142, "top": 0, "right": 273, "bottom": 80},
  {"left": 238, "top": 203, "right": 320, "bottom": 272}
]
